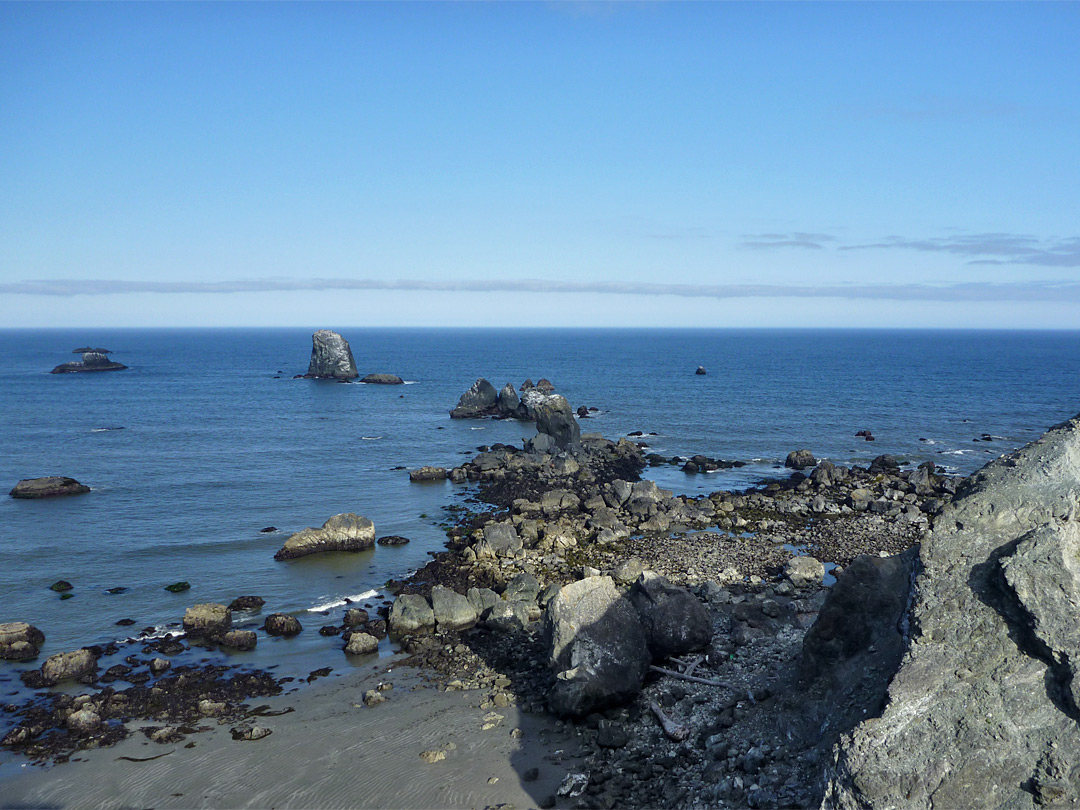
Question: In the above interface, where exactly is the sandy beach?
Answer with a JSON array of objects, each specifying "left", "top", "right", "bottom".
[{"left": 1, "top": 656, "right": 578, "bottom": 810}]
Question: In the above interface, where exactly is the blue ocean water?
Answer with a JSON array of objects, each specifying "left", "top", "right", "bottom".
[{"left": 1, "top": 328, "right": 1079, "bottom": 682}]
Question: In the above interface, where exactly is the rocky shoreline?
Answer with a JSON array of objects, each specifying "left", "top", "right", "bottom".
[{"left": 7, "top": 390, "right": 1080, "bottom": 809}]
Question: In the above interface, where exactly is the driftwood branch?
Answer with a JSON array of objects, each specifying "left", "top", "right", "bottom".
[
  {"left": 669, "top": 655, "right": 705, "bottom": 678},
  {"left": 650, "top": 665, "right": 734, "bottom": 690},
  {"left": 649, "top": 700, "right": 691, "bottom": 741}
]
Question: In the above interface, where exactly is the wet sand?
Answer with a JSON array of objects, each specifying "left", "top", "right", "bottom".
[{"left": 1, "top": 657, "right": 579, "bottom": 810}]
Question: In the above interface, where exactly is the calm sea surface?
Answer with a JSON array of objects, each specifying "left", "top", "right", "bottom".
[{"left": 2, "top": 328, "right": 1079, "bottom": 688}]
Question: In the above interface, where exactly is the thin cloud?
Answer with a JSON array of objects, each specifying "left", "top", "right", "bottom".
[
  {"left": 740, "top": 232, "right": 838, "bottom": 250},
  {"left": 843, "top": 234, "right": 1080, "bottom": 267},
  {"left": 5, "top": 277, "right": 1080, "bottom": 303}
]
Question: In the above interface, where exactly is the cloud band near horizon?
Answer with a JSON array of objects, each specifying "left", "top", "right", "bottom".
[{"left": 5, "top": 277, "right": 1080, "bottom": 303}]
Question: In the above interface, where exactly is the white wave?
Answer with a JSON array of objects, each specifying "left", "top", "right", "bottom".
[
  {"left": 361, "top": 436, "right": 383, "bottom": 441},
  {"left": 402, "top": 380, "right": 419, "bottom": 385},
  {"left": 90, "top": 426, "right": 124, "bottom": 433},
  {"left": 306, "top": 590, "right": 379, "bottom": 613},
  {"left": 132, "top": 624, "right": 183, "bottom": 641},
  {"left": 470, "top": 426, "right": 485, "bottom": 430},
  {"left": 940, "top": 449, "right": 975, "bottom": 456}
]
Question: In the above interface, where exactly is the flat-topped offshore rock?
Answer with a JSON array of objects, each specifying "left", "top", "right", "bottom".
[
  {"left": 361, "top": 373, "right": 404, "bottom": 384},
  {"left": 303, "top": 330, "right": 358, "bottom": 379},
  {"left": 10, "top": 476, "right": 91, "bottom": 499},
  {"left": 51, "top": 351, "right": 127, "bottom": 374},
  {"left": 274, "top": 513, "right": 375, "bottom": 560}
]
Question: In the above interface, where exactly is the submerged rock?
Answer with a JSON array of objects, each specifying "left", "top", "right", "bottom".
[
  {"left": 274, "top": 513, "right": 375, "bottom": 560},
  {"left": 821, "top": 413, "right": 1080, "bottom": 809},
  {"left": 9, "top": 476, "right": 90, "bottom": 499},
  {"left": 303, "top": 330, "right": 358, "bottom": 380}
]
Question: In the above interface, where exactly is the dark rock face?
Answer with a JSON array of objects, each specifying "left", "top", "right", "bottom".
[
  {"left": 0, "top": 622, "right": 45, "bottom": 660},
  {"left": 51, "top": 351, "right": 127, "bottom": 374},
  {"left": 868, "top": 454, "right": 900, "bottom": 475},
  {"left": 628, "top": 572, "right": 711, "bottom": 661},
  {"left": 543, "top": 577, "right": 651, "bottom": 718},
  {"left": 533, "top": 394, "right": 581, "bottom": 451},
  {"left": 822, "top": 414, "right": 1080, "bottom": 810},
  {"left": 10, "top": 476, "right": 91, "bottom": 499},
  {"left": 228, "top": 595, "right": 265, "bottom": 612},
  {"left": 361, "top": 373, "right": 403, "bottom": 384},
  {"left": 450, "top": 378, "right": 499, "bottom": 418},
  {"left": 376, "top": 535, "right": 410, "bottom": 546},
  {"left": 695, "top": 366, "right": 707, "bottom": 375},
  {"left": 304, "top": 330, "right": 358, "bottom": 379},
  {"left": 784, "top": 449, "right": 817, "bottom": 470}
]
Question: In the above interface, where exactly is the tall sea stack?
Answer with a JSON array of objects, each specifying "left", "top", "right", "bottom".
[{"left": 305, "top": 330, "right": 358, "bottom": 380}]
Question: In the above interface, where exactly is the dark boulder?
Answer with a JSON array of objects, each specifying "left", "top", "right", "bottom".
[
  {"left": 868, "top": 454, "right": 900, "bottom": 475},
  {"left": 496, "top": 383, "right": 520, "bottom": 417},
  {"left": 376, "top": 535, "right": 410, "bottom": 546},
  {"left": 304, "top": 330, "right": 358, "bottom": 379},
  {"left": 361, "top": 373, "right": 404, "bottom": 384},
  {"left": 51, "top": 351, "right": 127, "bottom": 373},
  {"left": 450, "top": 378, "right": 499, "bottom": 418},
  {"left": 695, "top": 366, "right": 707, "bottom": 375},
  {"left": 262, "top": 613, "right": 303, "bottom": 637},
  {"left": 10, "top": 476, "right": 90, "bottom": 499},
  {"left": 228, "top": 595, "right": 265, "bottom": 612},
  {"left": 628, "top": 572, "right": 712, "bottom": 661},
  {"left": 784, "top": 449, "right": 816, "bottom": 470}
]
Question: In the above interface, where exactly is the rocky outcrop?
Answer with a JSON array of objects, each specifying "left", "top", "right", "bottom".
[
  {"left": 274, "top": 513, "right": 375, "bottom": 560},
  {"left": 409, "top": 466, "right": 447, "bottom": 482},
  {"left": 450, "top": 378, "right": 499, "bottom": 418},
  {"left": 497, "top": 383, "right": 520, "bottom": 416},
  {"left": 303, "top": 330, "right": 358, "bottom": 379},
  {"left": 821, "top": 414, "right": 1080, "bottom": 810},
  {"left": 10, "top": 476, "right": 90, "bottom": 499},
  {"left": 361, "top": 373, "right": 403, "bottom": 384},
  {"left": 0, "top": 622, "right": 45, "bottom": 660},
  {"left": 533, "top": 393, "right": 580, "bottom": 450},
  {"left": 543, "top": 576, "right": 651, "bottom": 718},
  {"left": 39, "top": 648, "right": 99, "bottom": 685},
  {"left": 51, "top": 350, "right": 127, "bottom": 374},
  {"left": 262, "top": 614, "right": 302, "bottom": 636},
  {"left": 430, "top": 586, "right": 478, "bottom": 631}
]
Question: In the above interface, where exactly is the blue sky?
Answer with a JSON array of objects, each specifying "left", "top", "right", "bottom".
[{"left": 2, "top": 1, "right": 1078, "bottom": 328}]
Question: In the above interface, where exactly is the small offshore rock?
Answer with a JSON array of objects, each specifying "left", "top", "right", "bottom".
[
  {"left": 0, "top": 622, "right": 46, "bottom": 661},
  {"left": 164, "top": 581, "right": 191, "bottom": 593},
  {"left": 262, "top": 614, "right": 303, "bottom": 637},
  {"left": 695, "top": 365, "right": 707, "bottom": 375},
  {"left": 221, "top": 630, "right": 257, "bottom": 650},
  {"left": 49, "top": 580, "right": 73, "bottom": 592},
  {"left": 275, "top": 513, "right": 375, "bottom": 560},
  {"left": 344, "top": 632, "right": 378, "bottom": 655},
  {"left": 10, "top": 477, "right": 91, "bottom": 499},
  {"left": 182, "top": 603, "right": 232, "bottom": 639},
  {"left": 377, "top": 535, "right": 410, "bottom": 546},
  {"left": 409, "top": 467, "right": 447, "bottom": 482},
  {"left": 361, "top": 373, "right": 404, "bottom": 384},
  {"left": 228, "top": 595, "right": 265, "bottom": 612}
]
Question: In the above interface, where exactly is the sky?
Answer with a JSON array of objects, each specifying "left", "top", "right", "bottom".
[{"left": 2, "top": 1, "right": 1079, "bottom": 328}]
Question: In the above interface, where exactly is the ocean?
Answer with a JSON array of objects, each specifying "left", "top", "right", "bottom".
[{"left": 2, "top": 327, "right": 1079, "bottom": 690}]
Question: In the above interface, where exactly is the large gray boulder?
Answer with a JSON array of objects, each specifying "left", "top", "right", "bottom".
[
  {"left": 275, "top": 513, "right": 375, "bottom": 560},
  {"left": 476, "top": 522, "right": 522, "bottom": 559},
  {"left": 533, "top": 393, "right": 580, "bottom": 451},
  {"left": 542, "top": 576, "right": 651, "bottom": 718},
  {"left": 628, "top": 572, "right": 712, "bottom": 661},
  {"left": 430, "top": 586, "right": 477, "bottom": 631},
  {"left": 10, "top": 476, "right": 90, "bottom": 499},
  {"left": 450, "top": 378, "right": 499, "bottom": 418},
  {"left": 388, "top": 594, "right": 435, "bottom": 634},
  {"left": 822, "top": 414, "right": 1080, "bottom": 809},
  {"left": 0, "top": 622, "right": 45, "bottom": 660},
  {"left": 304, "top": 330, "right": 358, "bottom": 379}
]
